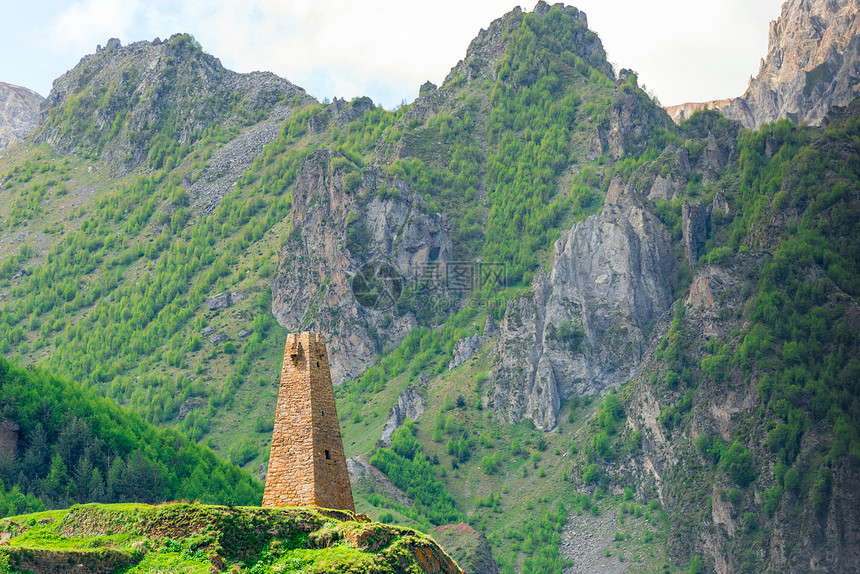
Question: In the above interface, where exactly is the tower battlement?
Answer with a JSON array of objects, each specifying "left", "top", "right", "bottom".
[{"left": 262, "top": 331, "right": 355, "bottom": 512}]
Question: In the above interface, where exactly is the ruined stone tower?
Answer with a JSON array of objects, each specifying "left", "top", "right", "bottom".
[{"left": 262, "top": 331, "right": 355, "bottom": 512}]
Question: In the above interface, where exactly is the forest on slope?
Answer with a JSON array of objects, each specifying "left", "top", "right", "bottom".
[{"left": 0, "top": 356, "right": 262, "bottom": 516}]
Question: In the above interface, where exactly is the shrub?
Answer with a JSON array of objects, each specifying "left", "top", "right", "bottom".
[
  {"left": 742, "top": 512, "right": 759, "bottom": 531},
  {"left": 727, "top": 488, "right": 742, "bottom": 505},
  {"left": 722, "top": 440, "right": 755, "bottom": 487}
]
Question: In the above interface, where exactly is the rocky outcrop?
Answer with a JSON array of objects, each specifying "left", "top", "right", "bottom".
[
  {"left": 731, "top": 0, "right": 860, "bottom": 127},
  {"left": 209, "top": 332, "right": 228, "bottom": 344},
  {"left": 35, "top": 34, "right": 312, "bottom": 171},
  {"left": 381, "top": 387, "right": 427, "bottom": 444},
  {"left": 205, "top": 291, "right": 246, "bottom": 311},
  {"left": 606, "top": 80, "right": 676, "bottom": 159},
  {"left": 271, "top": 150, "right": 453, "bottom": 384},
  {"left": 177, "top": 397, "right": 206, "bottom": 421},
  {"left": 681, "top": 200, "right": 710, "bottom": 268},
  {"left": 627, "top": 145, "right": 691, "bottom": 203},
  {"left": 667, "top": 0, "right": 860, "bottom": 128},
  {"left": 664, "top": 99, "right": 733, "bottom": 125},
  {"left": 448, "top": 335, "right": 483, "bottom": 371},
  {"left": 434, "top": 523, "right": 499, "bottom": 574},
  {"left": 490, "top": 183, "right": 675, "bottom": 429},
  {"left": 306, "top": 97, "right": 377, "bottom": 137},
  {"left": 0, "top": 82, "right": 43, "bottom": 152}
]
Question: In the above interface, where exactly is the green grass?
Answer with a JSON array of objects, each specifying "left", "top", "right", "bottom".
[
  {"left": 122, "top": 552, "right": 210, "bottom": 574},
  {"left": 0, "top": 503, "right": 461, "bottom": 574},
  {"left": 338, "top": 369, "right": 412, "bottom": 458}
]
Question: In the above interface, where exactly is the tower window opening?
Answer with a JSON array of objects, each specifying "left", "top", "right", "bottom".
[
  {"left": 317, "top": 361, "right": 320, "bottom": 367},
  {"left": 325, "top": 450, "right": 331, "bottom": 460}
]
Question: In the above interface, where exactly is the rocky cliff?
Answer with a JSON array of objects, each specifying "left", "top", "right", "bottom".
[
  {"left": 667, "top": 0, "right": 860, "bottom": 128},
  {"left": 271, "top": 149, "right": 453, "bottom": 384},
  {"left": 0, "top": 82, "right": 42, "bottom": 152},
  {"left": 490, "top": 181, "right": 676, "bottom": 430}
]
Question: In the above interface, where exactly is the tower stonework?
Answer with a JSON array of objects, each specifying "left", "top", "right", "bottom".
[{"left": 262, "top": 332, "right": 355, "bottom": 512}]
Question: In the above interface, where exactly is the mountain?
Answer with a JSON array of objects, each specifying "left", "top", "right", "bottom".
[
  {"left": 666, "top": 0, "right": 860, "bottom": 127},
  {"left": 0, "top": 82, "right": 42, "bottom": 153},
  {"left": 37, "top": 34, "right": 312, "bottom": 174},
  {"left": 0, "top": 1, "right": 858, "bottom": 573}
]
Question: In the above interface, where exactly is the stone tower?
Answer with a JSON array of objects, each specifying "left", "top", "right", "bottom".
[{"left": 262, "top": 331, "right": 355, "bottom": 512}]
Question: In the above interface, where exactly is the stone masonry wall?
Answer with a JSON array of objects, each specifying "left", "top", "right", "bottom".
[
  {"left": 262, "top": 332, "right": 355, "bottom": 512},
  {"left": 0, "top": 421, "right": 19, "bottom": 456}
]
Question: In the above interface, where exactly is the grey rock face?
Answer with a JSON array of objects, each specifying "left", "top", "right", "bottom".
[
  {"left": 177, "top": 397, "right": 206, "bottom": 421},
  {"left": 271, "top": 150, "right": 453, "bottom": 384},
  {"left": 483, "top": 315, "right": 498, "bottom": 337},
  {"left": 380, "top": 387, "right": 427, "bottom": 444},
  {"left": 206, "top": 293, "right": 232, "bottom": 311},
  {"left": 730, "top": 0, "right": 860, "bottom": 128},
  {"left": 0, "top": 82, "right": 43, "bottom": 152},
  {"left": 307, "top": 97, "right": 376, "bottom": 135},
  {"left": 448, "top": 334, "right": 483, "bottom": 370},
  {"left": 490, "top": 185, "right": 675, "bottom": 429},
  {"left": 626, "top": 145, "right": 691, "bottom": 203},
  {"left": 605, "top": 85, "right": 675, "bottom": 159},
  {"left": 681, "top": 200, "right": 710, "bottom": 268},
  {"left": 209, "top": 333, "right": 227, "bottom": 344},
  {"left": 667, "top": 0, "right": 860, "bottom": 128},
  {"left": 205, "top": 291, "right": 246, "bottom": 311}
]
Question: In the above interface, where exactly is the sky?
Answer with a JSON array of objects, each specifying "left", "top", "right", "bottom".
[{"left": 2, "top": 0, "right": 786, "bottom": 108}]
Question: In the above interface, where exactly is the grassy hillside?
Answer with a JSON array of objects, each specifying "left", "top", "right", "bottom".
[{"left": 0, "top": 503, "right": 461, "bottom": 574}]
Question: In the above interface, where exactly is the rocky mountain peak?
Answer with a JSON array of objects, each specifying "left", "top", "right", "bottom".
[
  {"left": 0, "top": 82, "right": 43, "bottom": 153},
  {"left": 443, "top": 1, "right": 612, "bottom": 88},
  {"left": 667, "top": 0, "right": 860, "bottom": 127},
  {"left": 35, "top": 33, "right": 312, "bottom": 171},
  {"left": 760, "top": 0, "right": 860, "bottom": 89}
]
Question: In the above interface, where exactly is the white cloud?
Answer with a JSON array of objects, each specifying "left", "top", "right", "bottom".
[
  {"left": 35, "top": 0, "right": 786, "bottom": 107},
  {"left": 175, "top": 0, "right": 519, "bottom": 104},
  {"left": 574, "top": 0, "right": 784, "bottom": 104},
  {"left": 47, "top": 0, "right": 142, "bottom": 55}
]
